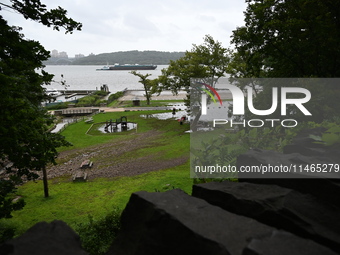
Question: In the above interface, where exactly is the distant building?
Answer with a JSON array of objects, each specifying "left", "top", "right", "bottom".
[
  {"left": 58, "top": 51, "right": 68, "bottom": 58},
  {"left": 50, "top": 50, "right": 69, "bottom": 58},
  {"left": 75, "top": 54, "right": 85, "bottom": 59},
  {"left": 51, "top": 49, "right": 59, "bottom": 58}
]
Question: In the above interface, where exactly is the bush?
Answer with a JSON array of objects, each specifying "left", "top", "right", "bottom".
[
  {"left": 107, "top": 91, "right": 124, "bottom": 104},
  {"left": 76, "top": 208, "right": 122, "bottom": 255},
  {"left": 45, "top": 102, "right": 69, "bottom": 110},
  {"left": 0, "top": 221, "right": 16, "bottom": 243},
  {"left": 76, "top": 90, "right": 110, "bottom": 107},
  {"left": 76, "top": 95, "right": 100, "bottom": 107},
  {"left": 93, "top": 90, "right": 109, "bottom": 97}
]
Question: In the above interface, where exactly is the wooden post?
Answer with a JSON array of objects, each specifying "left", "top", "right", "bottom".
[{"left": 42, "top": 166, "right": 49, "bottom": 198}]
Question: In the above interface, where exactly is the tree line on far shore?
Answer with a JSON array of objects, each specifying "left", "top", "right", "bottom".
[{"left": 45, "top": 50, "right": 186, "bottom": 65}]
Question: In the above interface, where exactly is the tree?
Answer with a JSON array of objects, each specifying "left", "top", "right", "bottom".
[
  {"left": 230, "top": 0, "right": 340, "bottom": 123},
  {"left": 130, "top": 71, "right": 156, "bottom": 105},
  {"left": 231, "top": 0, "right": 340, "bottom": 78},
  {"left": 159, "top": 35, "right": 230, "bottom": 93},
  {"left": 158, "top": 35, "right": 231, "bottom": 128},
  {"left": 0, "top": 0, "right": 81, "bottom": 219}
]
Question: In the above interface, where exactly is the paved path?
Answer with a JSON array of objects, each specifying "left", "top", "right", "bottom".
[
  {"left": 100, "top": 105, "right": 185, "bottom": 113},
  {"left": 119, "top": 90, "right": 187, "bottom": 101}
]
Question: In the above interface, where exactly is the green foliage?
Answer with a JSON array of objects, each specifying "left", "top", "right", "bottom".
[
  {"left": 93, "top": 90, "right": 109, "bottom": 97},
  {"left": 0, "top": 179, "right": 25, "bottom": 219},
  {"left": 0, "top": 0, "right": 81, "bottom": 216},
  {"left": 76, "top": 94, "right": 104, "bottom": 107},
  {"left": 76, "top": 208, "right": 121, "bottom": 255},
  {"left": 74, "top": 90, "right": 109, "bottom": 107},
  {"left": 130, "top": 71, "right": 157, "bottom": 105},
  {"left": 107, "top": 91, "right": 124, "bottom": 105},
  {"left": 191, "top": 129, "right": 246, "bottom": 179},
  {"left": 158, "top": 35, "right": 231, "bottom": 129},
  {"left": 231, "top": 0, "right": 340, "bottom": 77},
  {"left": 4, "top": 163, "right": 192, "bottom": 238},
  {"left": 7, "top": 0, "right": 82, "bottom": 33},
  {"left": 298, "top": 121, "right": 340, "bottom": 147},
  {"left": 45, "top": 102, "right": 70, "bottom": 110},
  {"left": 322, "top": 126, "right": 340, "bottom": 147},
  {"left": 0, "top": 221, "right": 16, "bottom": 243},
  {"left": 159, "top": 35, "right": 231, "bottom": 94}
]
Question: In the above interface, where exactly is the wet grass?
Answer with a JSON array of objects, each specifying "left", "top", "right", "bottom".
[
  {"left": 1, "top": 109, "right": 192, "bottom": 237},
  {"left": 58, "top": 110, "right": 184, "bottom": 151},
  {"left": 4, "top": 161, "right": 191, "bottom": 236}
]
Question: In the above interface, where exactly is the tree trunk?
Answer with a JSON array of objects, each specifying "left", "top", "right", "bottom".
[{"left": 42, "top": 167, "right": 49, "bottom": 198}]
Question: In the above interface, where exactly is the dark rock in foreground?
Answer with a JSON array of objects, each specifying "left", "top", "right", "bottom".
[
  {"left": 0, "top": 220, "right": 88, "bottom": 255},
  {"left": 107, "top": 188, "right": 337, "bottom": 255},
  {"left": 192, "top": 181, "right": 340, "bottom": 253},
  {"left": 108, "top": 189, "right": 277, "bottom": 255},
  {"left": 244, "top": 230, "right": 337, "bottom": 255},
  {"left": 1, "top": 186, "right": 338, "bottom": 255}
]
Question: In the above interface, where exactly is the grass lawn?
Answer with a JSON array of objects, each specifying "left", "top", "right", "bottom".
[
  {"left": 1, "top": 109, "right": 193, "bottom": 237},
  {"left": 58, "top": 110, "right": 184, "bottom": 150},
  {"left": 6, "top": 161, "right": 191, "bottom": 236}
]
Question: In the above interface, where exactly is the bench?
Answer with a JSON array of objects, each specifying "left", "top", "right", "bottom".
[
  {"left": 73, "top": 171, "right": 88, "bottom": 182},
  {"left": 80, "top": 160, "right": 93, "bottom": 169}
]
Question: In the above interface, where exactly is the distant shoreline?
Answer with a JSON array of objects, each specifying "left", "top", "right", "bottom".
[{"left": 44, "top": 50, "right": 185, "bottom": 66}]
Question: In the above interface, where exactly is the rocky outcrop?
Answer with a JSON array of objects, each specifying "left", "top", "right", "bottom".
[
  {"left": 0, "top": 220, "right": 88, "bottom": 255},
  {"left": 108, "top": 189, "right": 275, "bottom": 255},
  {"left": 107, "top": 188, "right": 337, "bottom": 255},
  {"left": 192, "top": 181, "right": 340, "bottom": 253},
  {"left": 244, "top": 230, "right": 337, "bottom": 255},
  {"left": 2, "top": 183, "right": 339, "bottom": 255}
]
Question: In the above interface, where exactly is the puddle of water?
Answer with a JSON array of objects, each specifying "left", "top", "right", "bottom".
[
  {"left": 166, "top": 103, "right": 186, "bottom": 108},
  {"left": 140, "top": 110, "right": 188, "bottom": 120},
  {"left": 51, "top": 118, "right": 78, "bottom": 133},
  {"left": 98, "top": 122, "right": 137, "bottom": 133}
]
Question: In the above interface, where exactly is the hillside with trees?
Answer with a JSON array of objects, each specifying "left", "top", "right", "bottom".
[{"left": 69, "top": 50, "right": 185, "bottom": 65}]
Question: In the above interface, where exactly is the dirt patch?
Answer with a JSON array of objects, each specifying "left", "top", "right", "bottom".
[{"left": 45, "top": 130, "right": 188, "bottom": 180}]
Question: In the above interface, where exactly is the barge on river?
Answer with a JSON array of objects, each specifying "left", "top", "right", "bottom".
[{"left": 96, "top": 63, "right": 157, "bottom": 71}]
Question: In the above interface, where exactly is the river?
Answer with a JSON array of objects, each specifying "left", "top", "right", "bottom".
[{"left": 43, "top": 65, "right": 168, "bottom": 93}]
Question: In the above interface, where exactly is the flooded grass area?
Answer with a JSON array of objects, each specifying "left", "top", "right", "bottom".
[
  {"left": 98, "top": 122, "right": 137, "bottom": 133},
  {"left": 140, "top": 110, "right": 188, "bottom": 120}
]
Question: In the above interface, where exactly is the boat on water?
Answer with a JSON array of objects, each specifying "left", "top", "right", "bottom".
[{"left": 96, "top": 63, "right": 157, "bottom": 71}]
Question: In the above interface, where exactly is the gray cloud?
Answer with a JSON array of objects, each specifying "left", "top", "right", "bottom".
[{"left": 1, "top": 0, "right": 247, "bottom": 57}]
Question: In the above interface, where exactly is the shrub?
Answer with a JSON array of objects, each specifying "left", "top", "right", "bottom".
[
  {"left": 76, "top": 208, "right": 122, "bottom": 255},
  {"left": 76, "top": 95, "right": 99, "bottom": 107},
  {"left": 45, "top": 102, "right": 69, "bottom": 110},
  {"left": 0, "top": 221, "right": 16, "bottom": 243},
  {"left": 107, "top": 91, "right": 124, "bottom": 104},
  {"left": 93, "top": 90, "right": 109, "bottom": 97}
]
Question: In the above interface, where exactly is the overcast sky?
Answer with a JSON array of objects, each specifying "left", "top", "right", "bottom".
[{"left": 1, "top": 0, "right": 247, "bottom": 58}]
